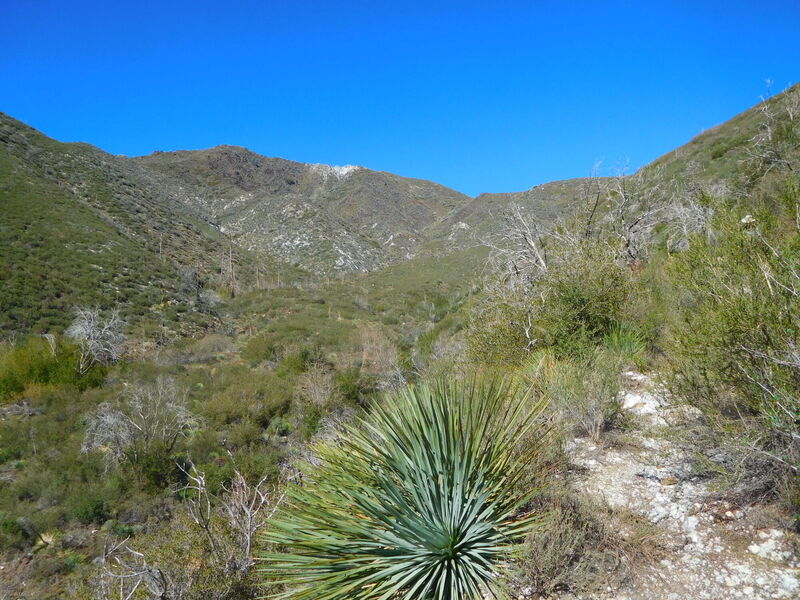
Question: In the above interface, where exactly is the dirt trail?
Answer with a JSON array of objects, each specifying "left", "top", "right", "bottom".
[{"left": 556, "top": 372, "right": 798, "bottom": 600}]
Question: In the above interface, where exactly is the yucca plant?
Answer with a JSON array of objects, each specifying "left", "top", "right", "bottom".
[{"left": 259, "top": 378, "right": 547, "bottom": 599}]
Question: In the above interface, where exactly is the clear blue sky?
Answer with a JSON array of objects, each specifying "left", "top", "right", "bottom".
[{"left": 1, "top": 1, "right": 798, "bottom": 196}]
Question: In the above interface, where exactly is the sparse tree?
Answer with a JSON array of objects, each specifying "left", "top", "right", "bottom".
[
  {"left": 666, "top": 193, "right": 715, "bottom": 251},
  {"left": 89, "top": 464, "right": 282, "bottom": 600},
  {"left": 482, "top": 175, "right": 614, "bottom": 293},
  {"left": 746, "top": 84, "right": 800, "bottom": 176},
  {"left": 65, "top": 307, "right": 126, "bottom": 374},
  {"left": 82, "top": 377, "right": 198, "bottom": 467},
  {"left": 352, "top": 293, "right": 370, "bottom": 312},
  {"left": 181, "top": 464, "right": 281, "bottom": 576},
  {"left": 93, "top": 536, "right": 192, "bottom": 600},
  {"left": 484, "top": 203, "right": 554, "bottom": 289},
  {"left": 603, "top": 169, "right": 671, "bottom": 264},
  {"left": 198, "top": 288, "right": 222, "bottom": 309},
  {"left": 218, "top": 242, "right": 240, "bottom": 297},
  {"left": 178, "top": 267, "right": 202, "bottom": 299},
  {"left": 295, "top": 362, "right": 336, "bottom": 409}
]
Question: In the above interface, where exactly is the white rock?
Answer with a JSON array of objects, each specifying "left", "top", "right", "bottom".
[
  {"left": 683, "top": 515, "right": 699, "bottom": 532},
  {"left": 780, "top": 572, "right": 799, "bottom": 592},
  {"left": 309, "top": 163, "right": 361, "bottom": 180}
]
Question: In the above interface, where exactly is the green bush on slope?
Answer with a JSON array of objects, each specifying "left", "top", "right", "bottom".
[
  {"left": 0, "top": 336, "right": 105, "bottom": 400},
  {"left": 519, "top": 348, "right": 625, "bottom": 442},
  {"left": 665, "top": 193, "right": 800, "bottom": 506},
  {"left": 467, "top": 239, "right": 632, "bottom": 365}
]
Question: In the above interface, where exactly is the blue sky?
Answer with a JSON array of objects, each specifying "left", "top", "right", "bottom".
[{"left": 1, "top": 1, "right": 798, "bottom": 196}]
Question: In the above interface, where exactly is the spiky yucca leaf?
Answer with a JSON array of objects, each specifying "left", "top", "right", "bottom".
[{"left": 259, "top": 378, "right": 547, "bottom": 599}]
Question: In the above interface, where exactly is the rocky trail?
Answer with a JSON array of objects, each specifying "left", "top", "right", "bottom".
[{"left": 552, "top": 372, "right": 799, "bottom": 600}]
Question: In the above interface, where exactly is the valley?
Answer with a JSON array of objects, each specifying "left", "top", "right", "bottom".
[{"left": 0, "top": 83, "right": 798, "bottom": 600}]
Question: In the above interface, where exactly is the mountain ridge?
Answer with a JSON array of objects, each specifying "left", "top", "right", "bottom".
[
  {"left": 130, "top": 144, "right": 473, "bottom": 272},
  {"left": 2, "top": 82, "right": 798, "bottom": 332}
]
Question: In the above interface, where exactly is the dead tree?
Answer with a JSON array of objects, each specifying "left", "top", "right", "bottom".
[
  {"left": 604, "top": 169, "right": 671, "bottom": 265},
  {"left": 666, "top": 194, "right": 715, "bottom": 251},
  {"left": 65, "top": 307, "right": 126, "bottom": 374},
  {"left": 746, "top": 84, "right": 800, "bottom": 176},
  {"left": 483, "top": 205, "right": 555, "bottom": 290},
  {"left": 92, "top": 464, "right": 281, "bottom": 599},
  {"left": 295, "top": 362, "right": 336, "bottom": 409},
  {"left": 96, "top": 536, "right": 191, "bottom": 600},
  {"left": 82, "top": 377, "right": 197, "bottom": 467},
  {"left": 181, "top": 464, "right": 281, "bottom": 575}
]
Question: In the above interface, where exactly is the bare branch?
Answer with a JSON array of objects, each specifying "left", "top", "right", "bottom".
[
  {"left": 82, "top": 377, "right": 198, "bottom": 466},
  {"left": 65, "top": 307, "right": 126, "bottom": 374}
]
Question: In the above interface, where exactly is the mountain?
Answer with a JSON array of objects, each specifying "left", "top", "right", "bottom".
[
  {"left": 1, "top": 83, "right": 798, "bottom": 333},
  {"left": 131, "top": 146, "right": 471, "bottom": 272},
  {"left": 0, "top": 112, "right": 478, "bottom": 333}
]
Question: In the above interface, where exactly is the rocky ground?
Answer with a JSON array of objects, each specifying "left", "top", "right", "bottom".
[{"left": 548, "top": 372, "right": 798, "bottom": 600}]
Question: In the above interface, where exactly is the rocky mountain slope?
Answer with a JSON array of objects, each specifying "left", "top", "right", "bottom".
[
  {"left": 132, "top": 146, "right": 471, "bottom": 272},
  {"left": 129, "top": 83, "right": 800, "bottom": 268},
  {"left": 0, "top": 113, "right": 299, "bottom": 333}
]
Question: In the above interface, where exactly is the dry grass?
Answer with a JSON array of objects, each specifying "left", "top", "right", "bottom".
[{"left": 506, "top": 483, "right": 666, "bottom": 596}]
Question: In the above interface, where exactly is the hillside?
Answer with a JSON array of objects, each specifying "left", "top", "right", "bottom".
[
  {"left": 0, "top": 114, "right": 304, "bottom": 333},
  {"left": 0, "top": 113, "right": 218, "bottom": 333},
  {"left": 436, "top": 83, "right": 800, "bottom": 249}
]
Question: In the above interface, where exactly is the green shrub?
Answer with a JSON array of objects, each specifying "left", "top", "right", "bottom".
[
  {"left": 665, "top": 203, "right": 800, "bottom": 506},
  {"left": 467, "top": 240, "right": 631, "bottom": 365},
  {"left": 0, "top": 515, "right": 28, "bottom": 550},
  {"left": 603, "top": 324, "right": 647, "bottom": 368},
  {"left": 332, "top": 366, "right": 376, "bottom": 406},
  {"left": 276, "top": 346, "right": 322, "bottom": 377},
  {"left": 187, "top": 428, "right": 222, "bottom": 464},
  {"left": 241, "top": 335, "right": 281, "bottom": 365},
  {"left": 260, "top": 379, "right": 548, "bottom": 599},
  {"left": 227, "top": 421, "right": 264, "bottom": 449},
  {"left": 0, "top": 336, "right": 105, "bottom": 400},
  {"left": 534, "top": 242, "right": 630, "bottom": 355},
  {"left": 71, "top": 496, "right": 107, "bottom": 525},
  {"left": 520, "top": 348, "right": 623, "bottom": 441},
  {"left": 112, "top": 522, "right": 135, "bottom": 537},
  {"left": 465, "top": 290, "right": 534, "bottom": 366},
  {"left": 128, "top": 444, "right": 183, "bottom": 492},
  {"left": 201, "top": 371, "right": 292, "bottom": 428},
  {"left": 63, "top": 550, "right": 87, "bottom": 573}
]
